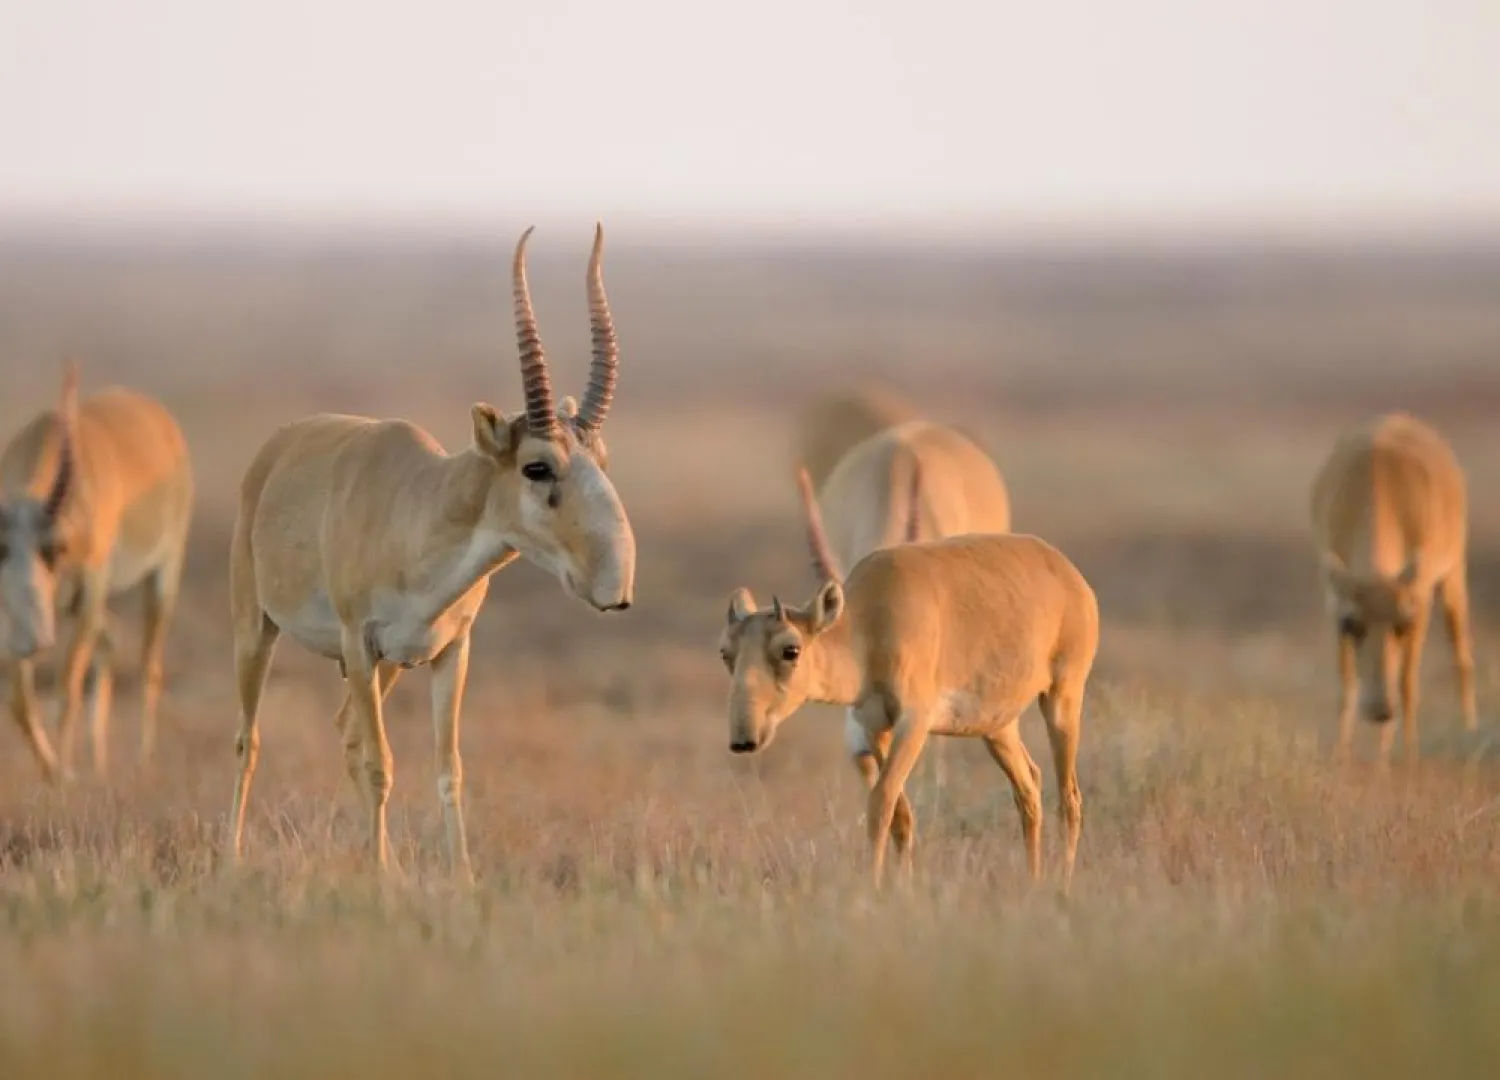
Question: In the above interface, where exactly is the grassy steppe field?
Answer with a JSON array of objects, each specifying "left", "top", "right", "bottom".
[{"left": 1, "top": 232, "right": 1499, "bottom": 1078}]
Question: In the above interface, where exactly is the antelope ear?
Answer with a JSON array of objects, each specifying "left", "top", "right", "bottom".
[
  {"left": 471, "top": 403, "right": 512, "bottom": 460},
  {"left": 727, "top": 587, "right": 756, "bottom": 625},
  {"left": 807, "top": 579, "right": 845, "bottom": 634}
]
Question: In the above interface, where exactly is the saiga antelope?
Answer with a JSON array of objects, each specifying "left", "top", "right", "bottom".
[
  {"left": 0, "top": 363, "right": 193, "bottom": 782},
  {"left": 804, "top": 418, "right": 1020, "bottom": 817},
  {"left": 227, "top": 225, "right": 637, "bottom": 880},
  {"left": 1311, "top": 412, "right": 1477, "bottom": 763},
  {"left": 717, "top": 463, "right": 1098, "bottom": 892}
]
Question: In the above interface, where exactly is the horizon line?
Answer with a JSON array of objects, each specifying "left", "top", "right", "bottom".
[{"left": 7, "top": 205, "right": 1500, "bottom": 256}]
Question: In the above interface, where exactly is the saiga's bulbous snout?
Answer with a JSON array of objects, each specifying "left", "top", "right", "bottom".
[
  {"left": 727, "top": 709, "right": 774, "bottom": 756},
  {"left": 0, "top": 601, "right": 54, "bottom": 661},
  {"left": 566, "top": 563, "right": 634, "bottom": 613},
  {"left": 572, "top": 512, "right": 636, "bottom": 614},
  {"left": 3, "top": 632, "right": 44, "bottom": 661},
  {"left": 589, "top": 566, "right": 634, "bottom": 612}
]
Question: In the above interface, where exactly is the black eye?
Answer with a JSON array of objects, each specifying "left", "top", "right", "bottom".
[
  {"left": 720, "top": 651, "right": 735, "bottom": 673},
  {"left": 780, "top": 644, "right": 801, "bottom": 664},
  {"left": 521, "top": 461, "right": 556, "bottom": 484},
  {"left": 38, "top": 540, "right": 63, "bottom": 567},
  {"left": 1338, "top": 615, "right": 1364, "bottom": 640}
]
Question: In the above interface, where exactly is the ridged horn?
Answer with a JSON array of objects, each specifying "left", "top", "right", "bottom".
[
  {"left": 795, "top": 466, "right": 843, "bottom": 584},
  {"left": 576, "top": 222, "right": 618, "bottom": 433},
  {"left": 903, "top": 456, "right": 924, "bottom": 543},
  {"left": 512, "top": 226, "right": 559, "bottom": 439},
  {"left": 44, "top": 361, "right": 80, "bottom": 520},
  {"left": 771, "top": 596, "right": 785, "bottom": 622}
]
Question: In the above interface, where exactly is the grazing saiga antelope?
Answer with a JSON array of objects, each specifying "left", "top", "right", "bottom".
[
  {"left": 805, "top": 419, "right": 1019, "bottom": 812},
  {"left": 227, "top": 225, "right": 637, "bottom": 880},
  {"left": 0, "top": 363, "right": 193, "bottom": 782},
  {"left": 1311, "top": 412, "right": 1477, "bottom": 763},
  {"left": 718, "top": 462, "right": 1099, "bottom": 892}
]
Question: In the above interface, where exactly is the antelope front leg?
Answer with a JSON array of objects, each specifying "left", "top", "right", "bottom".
[
  {"left": 343, "top": 630, "right": 395, "bottom": 873},
  {"left": 847, "top": 713, "right": 916, "bottom": 864},
  {"left": 1333, "top": 632, "right": 1358, "bottom": 764},
  {"left": 53, "top": 583, "right": 107, "bottom": 780},
  {"left": 333, "top": 662, "right": 404, "bottom": 817},
  {"left": 7, "top": 659, "right": 60, "bottom": 783},
  {"left": 430, "top": 632, "right": 475, "bottom": 883},
  {"left": 83, "top": 627, "right": 115, "bottom": 779},
  {"left": 867, "top": 710, "right": 931, "bottom": 891},
  {"left": 137, "top": 557, "right": 183, "bottom": 765},
  {"left": 1399, "top": 604, "right": 1432, "bottom": 765},
  {"left": 1438, "top": 572, "right": 1478, "bottom": 732}
]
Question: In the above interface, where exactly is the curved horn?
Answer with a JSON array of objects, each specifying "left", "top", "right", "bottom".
[
  {"left": 795, "top": 466, "right": 843, "bottom": 584},
  {"left": 903, "top": 456, "right": 924, "bottom": 543},
  {"left": 44, "top": 361, "right": 80, "bottom": 520},
  {"left": 512, "top": 226, "right": 559, "bottom": 439},
  {"left": 576, "top": 221, "right": 618, "bottom": 433}
]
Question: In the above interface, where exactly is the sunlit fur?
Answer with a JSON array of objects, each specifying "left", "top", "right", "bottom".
[
  {"left": 226, "top": 225, "right": 637, "bottom": 882},
  {"left": 816, "top": 420, "right": 1013, "bottom": 569},
  {"left": 0, "top": 364, "right": 193, "bottom": 783},
  {"left": 718, "top": 473, "right": 1099, "bottom": 894},
  {"left": 804, "top": 418, "right": 1017, "bottom": 836},
  {"left": 1311, "top": 412, "right": 1476, "bottom": 764}
]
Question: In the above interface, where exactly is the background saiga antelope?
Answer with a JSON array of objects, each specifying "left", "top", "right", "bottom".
[
  {"left": 0, "top": 363, "right": 194, "bottom": 782},
  {"left": 226, "top": 225, "right": 637, "bottom": 881},
  {"left": 1312, "top": 411, "right": 1477, "bottom": 764}
]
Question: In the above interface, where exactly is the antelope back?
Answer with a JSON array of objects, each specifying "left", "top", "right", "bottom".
[{"left": 818, "top": 420, "right": 1011, "bottom": 573}]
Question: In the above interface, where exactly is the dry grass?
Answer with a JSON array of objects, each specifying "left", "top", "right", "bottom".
[{"left": 2, "top": 233, "right": 1500, "bottom": 1077}]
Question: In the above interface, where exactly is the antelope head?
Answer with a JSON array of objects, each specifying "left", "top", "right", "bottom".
[
  {"left": 716, "top": 467, "right": 851, "bottom": 753},
  {"left": 1321, "top": 552, "right": 1424, "bottom": 724},
  {"left": 0, "top": 363, "right": 80, "bottom": 659},
  {"left": 719, "top": 582, "right": 845, "bottom": 754},
  {"left": 471, "top": 224, "right": 636, "bottom": 613}
]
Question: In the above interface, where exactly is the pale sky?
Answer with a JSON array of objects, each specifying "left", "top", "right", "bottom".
[{"left": 2, "top": 1, "right": 1499, "bottom": 238}]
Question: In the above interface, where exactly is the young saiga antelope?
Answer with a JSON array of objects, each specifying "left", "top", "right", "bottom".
[
  {"left": 0, "top": 363, "right": 193, "bottom": 782},
  {"left": 227, "top": 225, "right": 637, "bottom": 880},
  {"left": 1311, "top": 412, "right": 1477, "bottom": 764},
  {"left": 718, "top": 464, "right": 1098, "bottom": 892},
  {"left": 807, "top": 417, "right": 1016, "bottom": 807}
]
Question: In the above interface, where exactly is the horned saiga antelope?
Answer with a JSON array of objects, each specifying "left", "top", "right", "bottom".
[
  {"left": 226, "top": 225, "right": 637, "bottom": 880},
  {"left": 718, "top": 463, "right": 1098, "bottom": 893},
  {"left": 1311, "top": 411, "right": 1477, "bottom": 763},
  {"left": 0, "top": 363, "right": 194, "bottom": 782},
  {"left": 803, "top": 418, "right": 1019, "bottom": 814}
]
